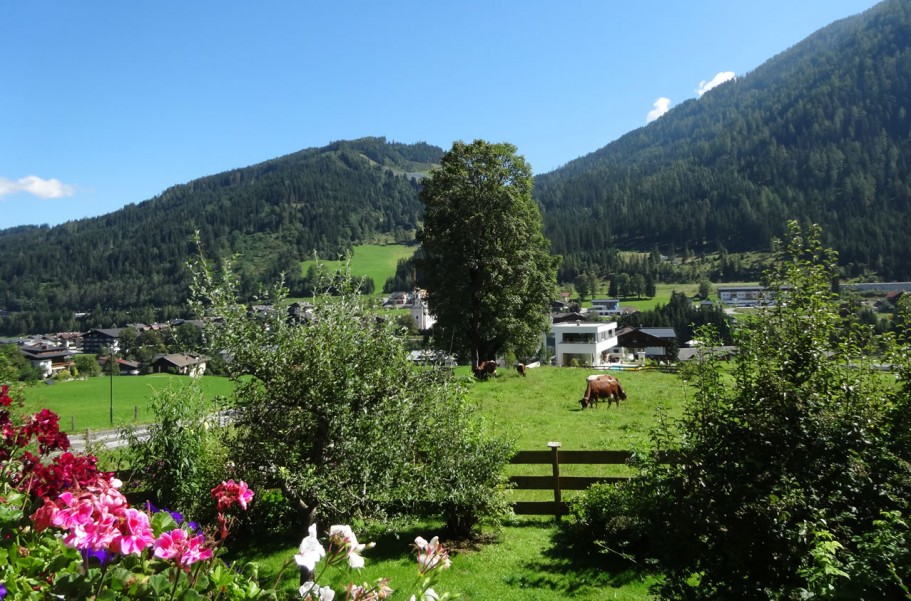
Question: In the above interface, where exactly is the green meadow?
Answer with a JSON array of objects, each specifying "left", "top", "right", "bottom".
[
  {"left": 17, "top": 360, "right": 686, "bottom": 599},
  {"left": 19, "top": 374, "right": 234, "bottom": 432},
  {"left": 229, "top": 365, "right": 680, "bottom": 600}
]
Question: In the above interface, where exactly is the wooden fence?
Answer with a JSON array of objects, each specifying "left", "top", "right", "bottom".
[{"left": 509, "top": 442, "right": 634, "bottom": 520}]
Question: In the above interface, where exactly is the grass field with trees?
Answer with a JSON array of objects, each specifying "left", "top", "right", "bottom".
[
  {"left": 229, "top": 364, "right": 680, "bottom": 600},
  {"left": 12, "top": 363, "right": 678, "bottom": 598}
]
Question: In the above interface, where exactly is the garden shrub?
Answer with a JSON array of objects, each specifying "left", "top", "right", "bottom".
[
  {"left": 120, "top": 380, "right": 229, "bottom": 523},
  {"left": 0, "top": 383, "right": 456, "bottom": 600},
  {"left": 565, "top": 480, "right": 651, "bottom": 563},
  {"left": 189, "top": 253, "right": 514, "bottom": 538},
  {"left": 571, "top": 223, "right": 911, "bottom": 599}
]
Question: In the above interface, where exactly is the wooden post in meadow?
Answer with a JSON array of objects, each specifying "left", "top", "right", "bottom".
[{"left": 548, "top": 441, "right": 562, "bottom": 521}]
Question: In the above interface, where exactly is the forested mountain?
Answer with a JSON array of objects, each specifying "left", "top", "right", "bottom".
[
  {"left": 3, "top": 1, "right": 911, "bottom": 335},
  {"left": 0, "top": 138, "right": 440, "bottom": 334},
  {"left": 536, "top": 0, "right": 911, "bottom": 280}
]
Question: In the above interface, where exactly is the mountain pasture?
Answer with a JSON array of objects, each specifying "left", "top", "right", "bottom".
[
  {"left": 469, "top": 365, "right": 685, "bottom": 450},
  {"left": 234, "top": 365, "right": 684, "bottom": 600},
  {"left": 469, "top": 365, "right": 688, "bottom": 507},
  {"left": 18, "top": 363, "right": 687, "bottom": 599},
  {"left": 299, "top": 243, "right": 417, "bottom": 297}
]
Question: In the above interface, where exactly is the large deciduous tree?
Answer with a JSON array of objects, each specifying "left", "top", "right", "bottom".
[{"left": 418, "top": 140, "right": 558, "bottom": 367}]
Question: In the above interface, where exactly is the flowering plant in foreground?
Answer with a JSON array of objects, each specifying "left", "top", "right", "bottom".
[
  {"left": 0, "top": 386, "right": 456, "bottom": 599},
  {"left": 291, "top": 524, "right": 453, "bottom": 601},
  {"left": 0, "top": 385, "right": 265, "bottom": 599}
]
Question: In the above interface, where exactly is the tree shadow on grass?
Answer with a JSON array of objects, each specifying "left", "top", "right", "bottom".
[{"left": 502, "top": 519, "right": 654, "bottom": 597}]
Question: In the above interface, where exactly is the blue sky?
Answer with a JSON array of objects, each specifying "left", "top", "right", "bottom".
[{"left": 1, "top": 1, "right": 879, "bottom": 228}]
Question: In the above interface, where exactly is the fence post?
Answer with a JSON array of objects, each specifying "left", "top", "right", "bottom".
[
  {"left": 71, "top": 416, "right": 75, "bottom": 431},
  {"left": 548, "top": 441, "right": 562, "bottom": 521}
]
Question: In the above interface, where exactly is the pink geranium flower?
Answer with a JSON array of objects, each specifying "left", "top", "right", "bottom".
[
  {"left": 210, "top": 479, "right": 254, "bottom": 511},
  {"left": 154, "top": 528, "right": 212, "bottom": 569},
  {"left": 109, "top": 507, "right": 155, "bottom": 555}
]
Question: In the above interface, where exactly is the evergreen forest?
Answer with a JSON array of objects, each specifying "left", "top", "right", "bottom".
[
  {"left": 2, "top": 0, "right": 911, "bottom": 334},
  {"left": 0, "top": 138, "right": 437, "bottom": 334},
  {"left": 537, "top": 0, "right": 911, "bottom": 281}
]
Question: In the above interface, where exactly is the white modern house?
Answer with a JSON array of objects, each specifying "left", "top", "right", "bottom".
[
  {"left": 551, "top": 321, "right": 618, "bottom": 367},
  {"left": 717, "top": 286, "right": 770, "bottom": 306},
  {"left": 590, "top": 299, "right": 621, "bottom": 316}
]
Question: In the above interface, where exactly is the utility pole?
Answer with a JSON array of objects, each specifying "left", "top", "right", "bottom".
[{"left": 109, "top": 346, "right": 114, "bottom": 425}]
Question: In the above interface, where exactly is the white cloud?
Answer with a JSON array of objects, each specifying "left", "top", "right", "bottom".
[
  {"left": 0, "top": 175, "right": 76, "bottom": 199},
  {"left": 646, "top": 97, "right": 672, "bottom": 123},
  {"left": 697, "top": 71, "right": 735, "bottom": 97}
]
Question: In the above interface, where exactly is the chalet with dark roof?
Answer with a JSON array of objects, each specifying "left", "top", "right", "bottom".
[
  {"left": 19, "top": 345, "right": 76, "bottom": 378},
  {"left": 151, "top": 353, "right": 207, "bottom": 377},
  {"left": 613, "top": 326, "right": 678, "bottom": 361},
  {"left": 82, "top": 328, "right": 124, "bottom": 354}
]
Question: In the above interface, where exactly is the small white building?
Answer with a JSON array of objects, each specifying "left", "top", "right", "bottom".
[
  {"left": 717, "top": 286, "right": 770, "bottom": 306},
  {"left": 590, "top": 298, "right": 621, "bottom": 316},
  {"left": 384, "top": 291, "right": 410, "bottom": 309},
  {"left": 409, "top": 289, "right": 436, "bottom": 331},
  {"left": 551, "top": 321, "right": 618, "bottom": 367}
]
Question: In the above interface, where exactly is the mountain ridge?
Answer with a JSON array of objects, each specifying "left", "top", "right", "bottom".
[
  {"left": 3, "top": 0, "right": 911, "bottom": 334},
  {"left": 536, "top": 0, "right": 911, "bottom": 280},
  {"left": 0, "top": 137, "right": 439, "bottom": 333}
]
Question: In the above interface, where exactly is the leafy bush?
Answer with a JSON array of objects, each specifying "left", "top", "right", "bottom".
[
  {"left": 189, "top": 253, "right": 514, "bottom": 537},
  {"left": 565, "top": 480, "right": 651, "bottom": 563},
  {"left": 120, "top": 381, "right": 229, "bottom": 522},
  {"left": 571, "top": 223, "right": 911, "bottom": 599}
]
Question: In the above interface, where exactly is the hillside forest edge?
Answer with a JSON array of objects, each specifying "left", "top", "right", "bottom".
[{"left": 1, "top": 0, "right": 910, "bottom": 336}]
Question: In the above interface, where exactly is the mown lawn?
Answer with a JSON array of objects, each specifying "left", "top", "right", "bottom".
[
  {"left": 230, "top": 365, "right": 685, "bottom": 598},
  {"left": 235, "top": 517, "right": 656, "bottom": 600},
  {"left": 19, "top": 374, "right": 234, "bottom": 432}
]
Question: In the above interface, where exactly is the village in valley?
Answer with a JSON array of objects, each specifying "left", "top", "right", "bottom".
[{"left": 6, "top": 280, "right": 908, "bottom": 383}]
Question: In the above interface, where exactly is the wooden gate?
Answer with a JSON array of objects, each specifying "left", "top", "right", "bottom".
[{"left": 509, "top": 442, "right": 633, "bottom": 520}]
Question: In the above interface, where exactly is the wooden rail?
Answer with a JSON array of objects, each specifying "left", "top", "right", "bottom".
[{"left": 509, "top": 443, "right": 634, "bottom": 520}]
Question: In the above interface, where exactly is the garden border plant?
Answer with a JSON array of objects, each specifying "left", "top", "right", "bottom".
[
  {"left": 568, "top": 222, "right": 911, "bottom": 599},
  {"left": 0, "top": 383, "right": 456, "bottom": 600}
]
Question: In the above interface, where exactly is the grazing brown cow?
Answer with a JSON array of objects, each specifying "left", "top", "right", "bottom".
[
  {"left": 579, "top": 375, "right": 627, "bottom": 409},
  {"left": 516, "top": 363, "right": 527, "bottom": 377},
  {"left": 473, "top": 360, "right": 498, "bottom": 380}
]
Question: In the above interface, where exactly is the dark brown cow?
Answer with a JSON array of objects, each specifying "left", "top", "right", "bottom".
[
  {"left": 473, "top": 360, "right": 498, "bottom": 380},
  {"left": 516, "top": 363, "right": 527, "bottom": 377},
  {"left": 579, "top": 375, "right": 627, "bottom": 409}
]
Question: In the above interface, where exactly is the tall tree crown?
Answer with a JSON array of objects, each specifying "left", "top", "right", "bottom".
[{"left": 418, "top": 140, "right": 558, "bottom": 365}]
